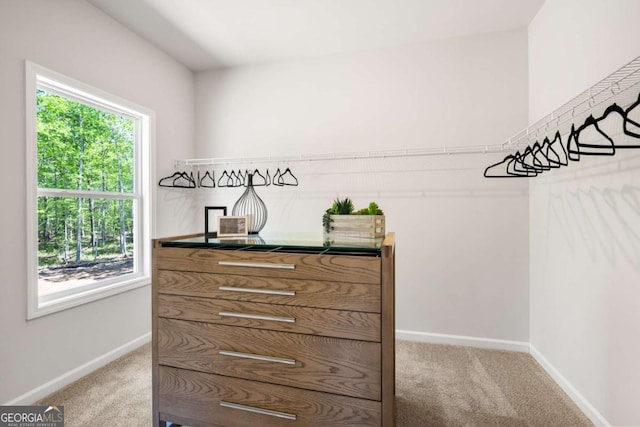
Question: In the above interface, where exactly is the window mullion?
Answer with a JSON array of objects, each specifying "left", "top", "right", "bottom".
[{"left": 37, "top": 188, "right": 139, "bottom": 200}]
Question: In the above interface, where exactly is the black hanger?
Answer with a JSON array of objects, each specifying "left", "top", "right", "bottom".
[
  {"left": 158, "top": 171, "right": 196, "bottom": 188},
  {"left": 510, "top": 150, "right": 534, "bottom": 175},
  {"left": 510, "top": 151, "right": 537, "bottom": 177},
  {"left": 596, "top": 101, "right": 640, "bottom": 149},
  {"left": 541, "top": 136, "right": 561, "bottom": 168},
  {"left": 272, "top": 168, "right": 284, "bottom": 186},
  {"left": 484, "top": 152, "right": 536, "bottom": 178},
  {"left": 547, "top": 131, "right": 568, "bottom": 166},
  {"left": 199, "top": 170, "right": 215, "bottom": 188},
  {"left": 235, "top": 169, "right": 245, "bottom": 187},
  {"left": 218, "top": 170, "right": 232, "bottom": 187},
  {"left": 280, "top": 167, "right": 298, "bottom": 186},
  {"left": 484, "top": 156, "right": 514, "bottom": 178},
  {"left": 229, "top": 170, "right": 240, "bottom": 187},
  {"left": 574, "top": 114, "right": 615, "bottom": 156},
  {"left": 252, "top": 169, "right": 268, "bottom": 186},
  {"left": 159, "top": 171, "right": 183, "bottom": 187},
  {"left": 567, "top": 124, "right": 581, "bottom": 161},
  {"left": 175, "top": 171, "right": 196, "bottom": 188},
  {"left": 624, "top": 92, "right": 640, "bottom": 138},
  {"left": 521, "top": 146, "right": 543, "bottom": 172},
  {"left": 532, "top": 142, "right": 551, "bottom": 170}
]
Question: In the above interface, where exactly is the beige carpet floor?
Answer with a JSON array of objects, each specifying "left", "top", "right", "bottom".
[
  {"left": 35, "top": 343, "right": 152, "bottom": 426},
  {"left": 395, "top": 341, "right": 592, "bottom": 427},
  {"left": 36, "top": 340, "right": 593, "bottom": 427}
]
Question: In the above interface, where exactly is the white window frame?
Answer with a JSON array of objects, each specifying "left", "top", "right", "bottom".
[{"left": 25, "top": 61, "right": 154, "bottom": 319}]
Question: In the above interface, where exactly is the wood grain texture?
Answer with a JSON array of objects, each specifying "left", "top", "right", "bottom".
[
  {"left": 156, "top": 247, "right": 381, "bottom": 284},
  {"left": 158, "top": 294, "right": 381, "bottom": 342},
  {"left": 158, "top": 270, "right": 381, "bottom": 313},
  {"left": 152, "top": 240, "right": 161, "bottom": 427},
  {"left": 158, "top": 318, "right": 381, "bottom": 400},
  {"left": 381, "top": 233, "right": 396, "bottom": 427},
  {"left": 159, "top": 366, "right": 381, "bottom": 427}
]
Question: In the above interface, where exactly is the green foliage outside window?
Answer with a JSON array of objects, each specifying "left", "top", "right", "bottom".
[{"left": 37, "top": 90, "right": 135, "bottom": 273}]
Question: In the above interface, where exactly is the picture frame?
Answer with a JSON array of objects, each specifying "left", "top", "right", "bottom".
[
  {"left": 218, "top": 215, "right": 249, "bottom": 237},
  {"left": 204, "top": 206, "right": 227, "bottom": 238}
]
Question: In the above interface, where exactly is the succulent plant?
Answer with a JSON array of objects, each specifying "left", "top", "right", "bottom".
[{"left": 334, "top": 197, "right": 354, "bottom": 214}]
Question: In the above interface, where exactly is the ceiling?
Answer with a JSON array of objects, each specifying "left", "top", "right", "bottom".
[{"left": 87, "top": 0, "right": 545, "bottom": 71}]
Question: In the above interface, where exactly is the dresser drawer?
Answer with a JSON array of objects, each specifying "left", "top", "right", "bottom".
[
  {"left": 157, "top": 270, "right": 381, "bottom": 313},
  {"left": 159, "top": 366, "right": 381, "bottom": 427},
  {"left": 158, "top": 318, "right": 381, "bottom": 400},
  {"left": 156, "top": 247, "right": 380, "bottom": 284},
  {"left": 158, "top": 294, "right": 380, "bottom": 342}
]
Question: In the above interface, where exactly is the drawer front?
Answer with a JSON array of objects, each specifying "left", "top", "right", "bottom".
[
  {"left": 156, "top": 247, "right": 380, "bottom": 284},
  {"left": 157, "top": 270, "right": 381, "bottom": 313},
  {"left": 158, "top": 318, "right": 381, "bottom": 400},
  {"left": 158, "top": 294, "right": 380, "bottom": 342},
  {"left": 159, "top": 366, "right": 381, "bottom": 427}
]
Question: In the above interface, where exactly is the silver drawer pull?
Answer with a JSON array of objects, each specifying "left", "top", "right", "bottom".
[
  {"left": 220, "top": 401, "right": 297, "bottom": 420},
  {"left": 219, "top": 350, "right": 296, "bottom": 365},
  {"left": 219, "top": 286, "right": 296, "bottom": 296},
  {"left": 218, "top": 260, "right": 296, "bottom": 270},
  {"left": 219, "top": 311, "right": 296, "bottom": 323}
]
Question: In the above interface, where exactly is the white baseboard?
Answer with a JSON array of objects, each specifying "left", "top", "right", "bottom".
[
  {"left": 396, "top": 329, "right": 530, "bottom": 353},
  {"left": 530, "top": 344, "right": 611, "bottom": 427},
  {"left": 4, "top": 332, "right": 151, "bottom": 405}
]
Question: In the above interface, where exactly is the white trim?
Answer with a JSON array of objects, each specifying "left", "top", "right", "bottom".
[
  {"left": 530, "top": 345, "right": 611, "bottom": 427},
  {"left": 25, "top": 61, "right": 39, "bottom": 320},
  {"left": 3, "top": 332, "right": 151, "bottom": 406},
  {"left": 35, "top": 70, "right": 146, "bottom": 120},
  {"left": 37, "top": 189, "right": 137, "bottom": 199},
  {"left": 36, "top": 277, "right": 150, "bottom": 317},
  {"left": 396, "top": 329, "right": 530, "bottom": 353}
]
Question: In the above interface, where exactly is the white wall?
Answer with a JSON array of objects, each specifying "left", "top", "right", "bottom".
[
  {"left": 0, "top": 0, "right": 196, "bottom": 404},
  {"left": 529, "top": 1, "right": 640, "bottom": 425},
  {"left": 195, "top": 30, "right": 530, "bottom": 342}
]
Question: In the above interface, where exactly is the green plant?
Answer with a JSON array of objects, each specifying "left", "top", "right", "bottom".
[
  {"left": 355, "top": 202, "right": 383, "bottom": 215},
  {"left": 334, "top": 197, "right": 354, "bottom": 214},
  {"left": 323, "top": 198, "right": 384, "bottom": 232},
  {"left": 322, "top": 208, "right": 333, "bottom": 233},
  {"left": 322, "top": 197, "right": 354, "bottom": 232},
  {"left": 368, "top": 202, "right": 384, "bottom": 215}
]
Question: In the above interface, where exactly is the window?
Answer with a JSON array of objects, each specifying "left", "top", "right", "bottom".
[{"left": 26, "top": 62, "right": 153, "bottom": 319}]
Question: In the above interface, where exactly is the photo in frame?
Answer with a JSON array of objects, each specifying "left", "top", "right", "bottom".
[
  {"left": 218, "top": 215, "right": 249, "bottom": 237},
  {"left": 204, "top": 206, "right": 227, "bottom": 238}
]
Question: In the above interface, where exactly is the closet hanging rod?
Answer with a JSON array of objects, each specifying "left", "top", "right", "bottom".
[
  {"left": 177, "top": 144, "right": 509, "bottom": 166},
  {"left": 503, "top": 55, "right": 640, "bottom": 151}
]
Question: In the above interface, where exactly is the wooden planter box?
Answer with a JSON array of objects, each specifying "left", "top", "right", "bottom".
[{"left": 328, "top": 215, "right": 386, "bottom": 239}]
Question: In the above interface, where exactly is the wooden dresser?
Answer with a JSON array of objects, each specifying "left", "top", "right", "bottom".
[{"left": 152, "top": 233, "right": 395, "bottom": 426}]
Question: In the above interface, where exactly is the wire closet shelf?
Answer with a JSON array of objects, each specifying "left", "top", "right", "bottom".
[{"left": 503, "top": 55, "right": 640, "bottom": 152}]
